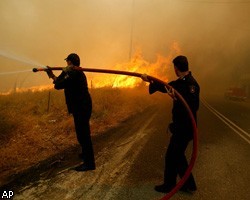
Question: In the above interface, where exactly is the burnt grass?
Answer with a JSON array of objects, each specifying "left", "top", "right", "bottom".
[
  {"left": 0, "top": 87, "right": 163, "bottom": 194},
  {"left": 0, "top": 106, "right": 152, "bottom": 195}
]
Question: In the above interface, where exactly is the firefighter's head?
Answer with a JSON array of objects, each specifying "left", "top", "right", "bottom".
[
  {"left": 173, "top": 55, "right": 189, "bottom": 77},
  {"left": 65, "top": 53, "right": 80, "bottom": 67}
]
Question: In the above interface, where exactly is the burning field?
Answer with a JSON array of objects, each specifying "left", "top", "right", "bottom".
[
  {"left": 1, "top": 1, "right": 250, "bottom": 199},
  {"left": 89, "top": 43, "right": 180, "bottom": 88},
  {"left": 0, "top": 39, "right": 181, "bottom": 188}
]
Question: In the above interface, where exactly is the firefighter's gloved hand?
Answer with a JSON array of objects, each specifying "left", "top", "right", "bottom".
[
  {"left": 167, "top": 87, "right": 177, "bottom": 101},
  {"left": 45, "top": 66, "right": 55, "bottom": 79},
  {"left": 141, "top": 74, "right": 149, "bottom": 82},
  {"left": 63, "top": 66, "right": 72, "bottom": 73}
]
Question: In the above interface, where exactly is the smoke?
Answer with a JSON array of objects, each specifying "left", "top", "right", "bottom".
[{"left": 0, "top": 0, "right": 249, "bottom": 93}]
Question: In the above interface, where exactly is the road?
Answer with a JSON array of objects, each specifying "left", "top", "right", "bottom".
[{"left": 9, "top": 94, "right": 250, "bottom": 200}]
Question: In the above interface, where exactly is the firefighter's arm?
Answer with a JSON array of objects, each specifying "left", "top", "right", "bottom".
[
  {"left": 141, "top": 74, "right": 167, "bottom": 94},
  {"left": 53, "top": 66, "right": 75, "bottom": 90},
  {"left": 45, "top": 66, "right": 56, "bottom": 80},
  {"left": 53, "top": 71, "right": 71, "bottom": 90}
]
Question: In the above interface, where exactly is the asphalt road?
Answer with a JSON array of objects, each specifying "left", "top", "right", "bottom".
[{"left": 10, "top": 94, "right": 250, "bottom": 200}]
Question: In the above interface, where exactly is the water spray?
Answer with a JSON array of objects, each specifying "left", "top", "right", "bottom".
[
  {"left": 0, "top": 50, "right": 43, "bottom": 67},
  {"left": 0, "top": 50, "right": 43, "bottom": 76},
  {"left": 33, "top": 66, "right": 198, "bottom": 200}
]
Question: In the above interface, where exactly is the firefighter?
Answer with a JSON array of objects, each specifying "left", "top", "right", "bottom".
[
  {"left": 45, "top": 53, "right": 95, "bottom": 171},
  {"left": 141, "top": 55, "right": 199, "bottom": 193}
]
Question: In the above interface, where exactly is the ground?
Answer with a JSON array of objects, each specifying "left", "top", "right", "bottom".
[{"left": 1, "top": 93, "right": 249, "bottom": 200}]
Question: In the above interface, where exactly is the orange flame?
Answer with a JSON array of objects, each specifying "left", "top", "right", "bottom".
[
  {"left": 0, "top": 85, "right": 53, "bottom": 95},
  {"left": 91, "top": 42, "right": 181, "bottom": 88},
  {"left": 0, "top": 42, "right": 181, "bottom": 95}
]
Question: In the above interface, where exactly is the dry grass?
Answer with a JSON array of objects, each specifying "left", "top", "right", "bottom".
[{"left": 0, "top": 86, "right": 160, "bottom": 185}]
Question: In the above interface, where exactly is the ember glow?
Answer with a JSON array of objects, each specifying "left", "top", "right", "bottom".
[{"left": 0, "top": 85, "right": 53, "bottom": 95}]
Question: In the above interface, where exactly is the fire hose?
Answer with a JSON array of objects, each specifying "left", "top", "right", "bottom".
[{"left": 33, "top": 67, "right": 198, "bottom": 200}]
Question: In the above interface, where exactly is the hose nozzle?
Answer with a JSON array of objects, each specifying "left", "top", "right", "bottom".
[
  {"left": 32, "top": 66, "right": 62, "bottom": 72},
  {"left": 32, "top": 67, "right": 49, "bottom": 72},
  {"left": 32, "top": 68, "right": 39, "bottom": 72}
]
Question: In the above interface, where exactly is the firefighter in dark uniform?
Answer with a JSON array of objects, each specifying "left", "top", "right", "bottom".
[
  {"left": 45, "top": 53, "right": 95, "bottom": 171},
  {"left": 141, "top": 55, "right": 199, "bottom": 193}
]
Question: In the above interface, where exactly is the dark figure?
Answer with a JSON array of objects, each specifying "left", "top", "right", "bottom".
[
  {"left": 141, "top": 55, "right": 200, "bottom": 193},
  {"left": 45, "top": 53, "right": 95, "bottom": 171}
]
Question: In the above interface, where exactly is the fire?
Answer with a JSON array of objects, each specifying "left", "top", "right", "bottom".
[
  {"left": 0, "top": 42, "right": 181, "bottom": 95},
  {"left": 91, "top": 42, "right": 181, "bottom": 88},
  {"left": 20, "top": 85, "right": 53, "bottom": 92},
  {"left": 0, "top": 85, "right": 53, "bottom": 95}
]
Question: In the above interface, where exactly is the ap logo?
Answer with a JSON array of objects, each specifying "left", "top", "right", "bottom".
[{"left": 1, "top": 191, "right": 14, "bottom": 199}]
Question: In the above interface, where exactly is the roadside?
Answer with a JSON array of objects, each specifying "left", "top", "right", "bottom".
[
  {"left": 2, "top": 94, "right": 249, "bottom": 200},
  {"left": 1, "top": 103, "right": 165, "bottom": 200},
  {"left": 0, "top": 87, "right": 159, "bottom": 187},
  {"left": 204, "top": 93, "right": 250, "bottom": 133}
]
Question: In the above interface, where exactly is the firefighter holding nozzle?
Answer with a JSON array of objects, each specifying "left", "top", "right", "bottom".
[
  {"left": 45, "top": 53, "right": 95, "bottom": 171},
  {"left": 142, "top": 55, "right": 200, "bottom": 193}
]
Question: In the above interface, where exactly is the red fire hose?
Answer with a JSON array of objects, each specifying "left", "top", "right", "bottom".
[{"left": 33, "top": 67, "right": 198, "bottom": 200}]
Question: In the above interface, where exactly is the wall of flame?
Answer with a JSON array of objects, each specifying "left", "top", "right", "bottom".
[
  {"left": 90, "top": 42, "right": 181, "bottom": 88},
  {"left": 0, "top": 42, "right": 181, "bottom": 95}
]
